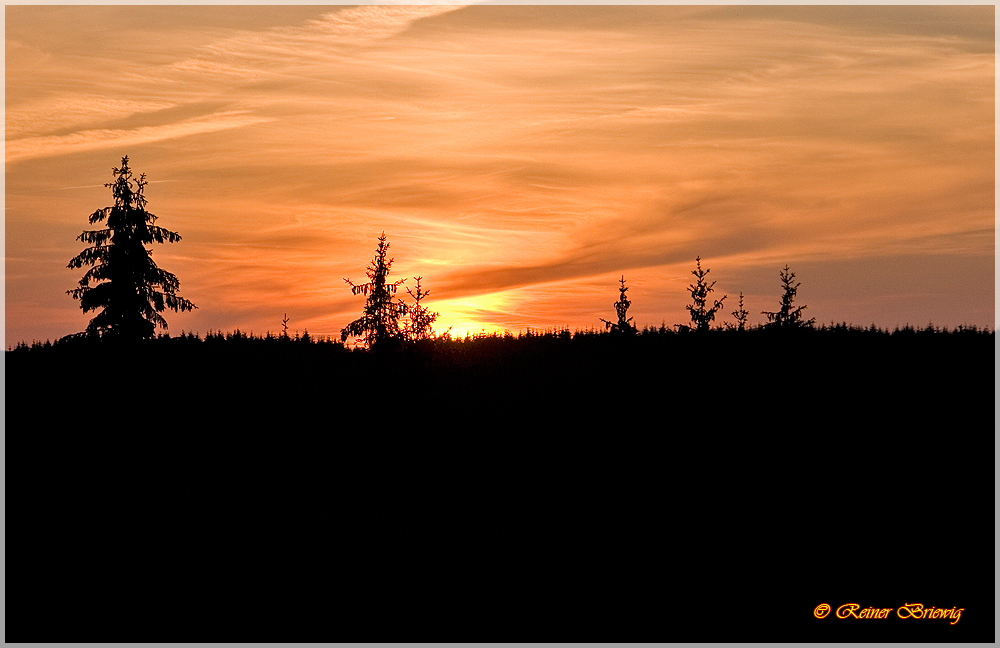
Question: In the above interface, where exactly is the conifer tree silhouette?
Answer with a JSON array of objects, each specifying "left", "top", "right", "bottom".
[
  {"left": 731, "top": 292, "right": 750, "bottom": 331},
  {"left": 600, "top": 276, "right": 635, "bottom": 333},
  {"left": 686, "top": 256, "right": 726, "bottom": 332},
  {"left": 404, "top": 276, "right": 441, "bottom": 341},
  {"left": 67, "top": 156, "right": 196, "bottom": 340},
  {"left": 761, "top": 265, "right": 816, "bottom": 329},
  {"left": 341, "top": 232, "right": 408, "bottom": 348}
]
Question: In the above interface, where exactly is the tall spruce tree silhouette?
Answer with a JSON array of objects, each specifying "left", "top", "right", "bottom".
[
  {"left": 67, "top": 156, "right": 196, "bottom": 340},
  {"left": 600, "top": 276, "right": 635, "bottom": 333},
  {"left": 761, "top": 265, "right": 815, "bottom": 329},
  {"left": 341, "top": 232, "right": 408, "bottom": 349},
  {"left": 686, "top": 256, "right": 726, "bottom": 332}
]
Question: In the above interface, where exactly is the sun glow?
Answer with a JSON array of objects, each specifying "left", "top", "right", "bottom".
[{"left": 430, "top": 291, "right": 522, "bottom": 340}]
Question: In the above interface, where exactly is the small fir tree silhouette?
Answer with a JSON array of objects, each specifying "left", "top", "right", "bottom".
[
  {"left": 404, "top": 276, "right": 441, "bottom": 341},
  {"left": 341, "top": 232, "right": 408, "bottom": 349},
  {"left": 761, "top": 265, "right": 816, "bottom": 329},
  {"left": 686, "top": 256, "right": 726, "bottom": 332},
  {"left": 281, "top": 313, "right": 290, "bottom": 339},
  {"left": 67, "top": 156, "right": 196, "bottom": 340},
  {"left": 600, "top": 276, "right": 635, "bottom": 333},
  {"left": 731, "top": 292, "right": 750, "bottom": 331}
]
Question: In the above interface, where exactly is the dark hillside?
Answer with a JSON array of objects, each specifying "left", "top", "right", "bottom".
[{"left": 7, "top": 326, "right": 994, "bottom": 641}]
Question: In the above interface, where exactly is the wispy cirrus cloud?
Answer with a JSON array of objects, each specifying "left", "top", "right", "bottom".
[
  {"left": 6, "top": 111, "right": 274, "bottom": 163},
  {"left": 6, "top": 5, "right": 468, "bottom": 162},
  {"left": 5, "top": 97, "right": 179, "bottom": 140}
]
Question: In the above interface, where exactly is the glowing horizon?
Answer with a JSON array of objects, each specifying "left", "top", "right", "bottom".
[{"left": 5, "top": 5, "right": 995, "bottom": 347}]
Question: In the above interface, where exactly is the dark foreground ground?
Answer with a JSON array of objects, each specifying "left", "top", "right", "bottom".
[{"left": 7, "top": 327, "right": 995, "bottom": 641}]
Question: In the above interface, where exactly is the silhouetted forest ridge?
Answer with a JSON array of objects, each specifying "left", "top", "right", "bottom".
[
  {"left": 9, "top": 322, "right": 993, "bottom": 425},
  {"left": 9, "top": 321, "right": 993, "bottom": 424},
  {"left": 10, "top": 318, "right": 994, "bottom": 351},
  {"left": 8, "top": 321, "right": 993, "bottom": 641}
]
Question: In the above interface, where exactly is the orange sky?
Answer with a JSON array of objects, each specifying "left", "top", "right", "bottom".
[{"left": 5, "top": 5, "right": 995, "bottom": 346}]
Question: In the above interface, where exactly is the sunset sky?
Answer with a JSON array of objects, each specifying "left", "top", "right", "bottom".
[{"left": 5, "top": 4, "right": 995, "bottom": 347}]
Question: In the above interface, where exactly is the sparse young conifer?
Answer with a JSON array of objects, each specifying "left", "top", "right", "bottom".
[
  {"left": 761, "top": 265, "right": 816, "bottom": 329},
  {"left": 600, "top": 276, "right": 635, "bottom": 334},
  {"left": 686, "top": 256, "right": 726, "bottom": 332},
  {"left": 731, "top": 292, "right": 750, "bottom": 331},
  {"left": 404, "top": 276, "right": 441, "bottom": 341}
]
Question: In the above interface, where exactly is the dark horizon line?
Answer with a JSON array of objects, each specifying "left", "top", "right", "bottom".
[{"left": 8, "top": 318, "right": 994, "bottom": 351}]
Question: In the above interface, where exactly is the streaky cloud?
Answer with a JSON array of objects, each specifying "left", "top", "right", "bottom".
[{"left": 6, "top": 111, "right": 274, "bottom": 163}]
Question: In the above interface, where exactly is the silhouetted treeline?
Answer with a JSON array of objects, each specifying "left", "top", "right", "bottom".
[
  {"left": 7, "top": 322, "right": 993, "bottom": 642},
  {"left": 9, "top": 318, "right": 993, "bottom": 353}
]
